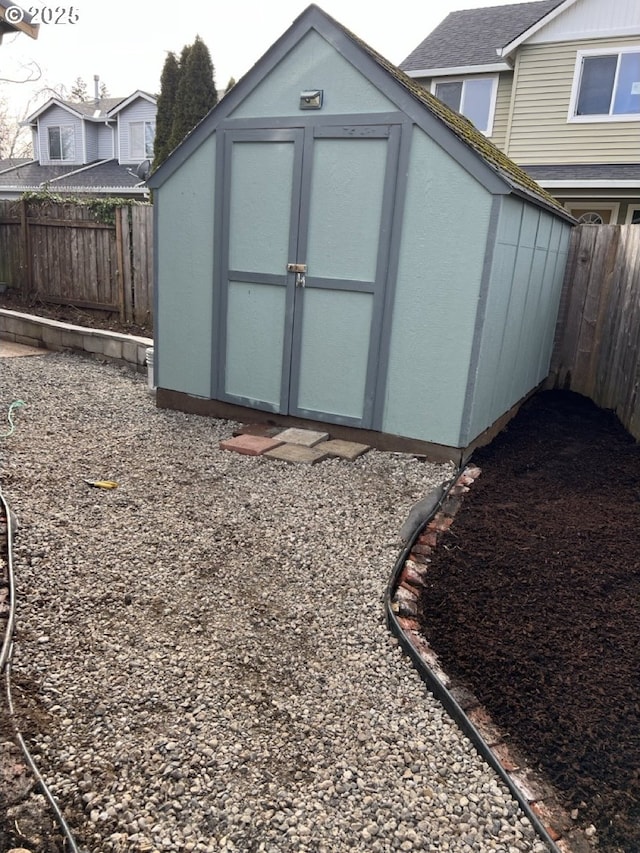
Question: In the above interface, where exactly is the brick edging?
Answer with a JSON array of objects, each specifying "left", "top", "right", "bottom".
[{"left": 389, "top": 466, "right": 598, "bottom": 853}]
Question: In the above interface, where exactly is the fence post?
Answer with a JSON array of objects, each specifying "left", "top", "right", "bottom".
[
  {"left": 20, "top": 199, "right": 33, "bottom": 294},
  {"left": 115, "top": 207, "right": 125, "bottom": 321}
]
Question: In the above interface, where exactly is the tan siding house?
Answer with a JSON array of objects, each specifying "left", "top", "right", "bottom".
[
  {"left": 401, "top": 0, "right": 640, "bottom": 224},
  {"left": 507, "top": 38, "right": 640, "bottom": 164}
]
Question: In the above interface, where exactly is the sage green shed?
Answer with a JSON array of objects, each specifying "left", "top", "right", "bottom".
[{"left": 148, "top": 4, "right": 574, "bottom": 458}]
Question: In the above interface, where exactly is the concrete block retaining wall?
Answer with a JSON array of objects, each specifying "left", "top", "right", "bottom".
[{"left": 0, "top": 309, "right": 153, "bottom": 372}]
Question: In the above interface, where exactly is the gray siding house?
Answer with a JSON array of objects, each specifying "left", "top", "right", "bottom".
[
  {"left": 0, "top": 90, "right": 156, "bottom": 198},
  {"left": 148, "top": 4, "right": 574, "bottom": 459}
]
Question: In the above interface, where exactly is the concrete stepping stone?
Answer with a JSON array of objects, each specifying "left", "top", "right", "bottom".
[
  {"left": 264, "top": 444, "right": 329, "bottom": 464},
  {"left": 321, "top": 439, "right": 370, "bottom": 460},
  {"left": 219, "top": 435, "right": 283, "bottom": 456},
  {"left": 272, "top": 427, "right": 329, "bottom": 447}
]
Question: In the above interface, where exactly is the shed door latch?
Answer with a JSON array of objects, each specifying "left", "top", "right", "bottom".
[{"left": 287, "top": 262, "right": 307, "bottom": 288}]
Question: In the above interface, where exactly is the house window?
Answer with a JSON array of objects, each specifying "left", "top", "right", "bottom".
[
  {"left": 626, "top": 206, "right": 640, "bottom": 224},
  {"left": 432, "top": 76, "right": 497, "bottom": 134},
  {"left": 565, "top": 203, "right": 619, "bottom": 224},
  {"left": 129, "top": 121, "right": 155, "bottom": 160},
  {"left": 48, "top": 126, "right": 75, "bottom": 160},
  {"left": 570, "top": 48, "right": 640, "bottom": 120}
]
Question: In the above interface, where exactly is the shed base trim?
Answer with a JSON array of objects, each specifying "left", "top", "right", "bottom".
[{"left": 155, "top": 389, "right": 534, "bottom": 464}]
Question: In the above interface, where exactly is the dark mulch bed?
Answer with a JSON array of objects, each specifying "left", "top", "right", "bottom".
[
  {"left": 418, "top": 390, "right": 640, "bottom": 852},
  {"left": 0, "top": 290, "right": 152, "bottom": 338}
]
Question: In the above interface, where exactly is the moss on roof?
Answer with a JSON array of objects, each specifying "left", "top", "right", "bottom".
[{"left": 328, "top": 8, "right": 571, "bottom": 219}]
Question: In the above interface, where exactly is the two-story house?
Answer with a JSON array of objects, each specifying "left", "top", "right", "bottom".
[
  {"left": 0, "top": 88, "right": 156, "bottom": 198},
  {"left": 400, "top": 0, "right": 640, "bottom": 224}
]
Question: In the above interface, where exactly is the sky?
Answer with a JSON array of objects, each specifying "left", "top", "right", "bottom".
[{"left": 1, "top": 0, "right": 517, "bottom": 119}]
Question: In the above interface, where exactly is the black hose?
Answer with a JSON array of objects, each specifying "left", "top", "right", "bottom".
[
  {"left": 385, "top": 466, "right": 562, "bottom": 853},
  {"left": 1, "top": 491, "right": 87, "bottom": 853}
]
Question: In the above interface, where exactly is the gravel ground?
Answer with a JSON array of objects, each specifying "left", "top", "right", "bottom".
[{"left": 1, "top": 351, "right": 551, "bottom": 853}]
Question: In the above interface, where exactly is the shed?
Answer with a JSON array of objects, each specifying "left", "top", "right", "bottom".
[{"left": 148, "top": 4, "right": 574, "bottom": 460}]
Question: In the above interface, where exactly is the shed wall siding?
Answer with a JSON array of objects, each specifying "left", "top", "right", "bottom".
[
  {"left": 382, "top": 125, "right": 492, "bottom": 447},
  {"left": 505, "top": 37, "right": 640, "bottom": 163},
  {"left": 230, "top": 30, "right": 397, "bottom": 119},
  {"left": 462, "top": 196, "right": 571, "bottom": 443},
  {"left": 156, "top": 134, "right": 216, "bottom": 396}
]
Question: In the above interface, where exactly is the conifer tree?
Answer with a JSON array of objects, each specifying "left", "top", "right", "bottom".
[
  {"left": 168, "top": 35, "right": 217, "bottom": 153},
  {"left": 152, "top": 51, "right": 180, "bottom": 170},
  {"left": 69, "top": 76, "right": 88, "bottom": 102}
]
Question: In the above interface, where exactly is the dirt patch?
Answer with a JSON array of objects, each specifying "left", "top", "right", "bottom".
[
  {"left": 418, "top": 390, "right": 640, "bottom": 853},
  {"left": 0, "top": 290, "right": 152, "bottom": 338}
]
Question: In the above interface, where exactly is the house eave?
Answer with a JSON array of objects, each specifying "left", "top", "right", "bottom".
[
  {"left": 107, "top": 91, "right": 157, "bottom": 117},
  {"left": 405, "top": 63, "right": 511, "bottom": 78},
  {"left": 539, "top": 179, "right": 640, "bottom": 189},
  {"left": 498, "top": 0, "right": 579, "bottom": 58},
  {"left": 22, "top": 99, "right": 86, "bottom": 124}
]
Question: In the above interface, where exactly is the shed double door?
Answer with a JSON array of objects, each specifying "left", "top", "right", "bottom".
[{"left": 218, "top": 123, "right": 400, "bottom": 427}]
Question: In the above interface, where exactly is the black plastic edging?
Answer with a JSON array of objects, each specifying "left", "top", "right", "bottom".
[{"left": 384, "top": 468, "right": 562, "bottom": 853}]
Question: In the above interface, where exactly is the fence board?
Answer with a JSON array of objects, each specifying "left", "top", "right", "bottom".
[
  {"left": 0, "top": 199, "right": 153, "bottom": 324},
  {"left": 551, "top": 224, "right": 640, "bottom": 440},
  {"left": 131, "top": 204, "right": 153, "bottom": 325}
]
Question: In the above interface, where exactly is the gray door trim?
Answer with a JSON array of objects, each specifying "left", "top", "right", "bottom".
[
  {"left": 214, "top": 127, "right": 304, "bottom": 412},
  {"left": 213, "top": 117, "right": 410, "bottom": 428},
  {"left": 370, "top": 118, "right": 413, "bottom": 431},
  {"left": 288, "top": 122, "right": 403, "bottom": 428},
  {"left": 218, "top": 112, "right": 405, "bottom": 132}
]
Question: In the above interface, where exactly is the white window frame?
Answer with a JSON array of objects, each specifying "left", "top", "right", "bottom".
[
  {"left": 47, "top": 125, "right": 76, "bottom": 161},
  {"left": 129, "top": 120, "right": 155, "bottom": 160},
  {"left": 568, "top": 46, "right": 640, "bottom": 123},
  {"left": 625, "top": 205, "right": 640, "bottom": 224},
  {"left": 430, "top": 74, "right": 499, "bottom": 135},
  {"left": 564, "top": 202, "right": 620, "bottom": 224}
]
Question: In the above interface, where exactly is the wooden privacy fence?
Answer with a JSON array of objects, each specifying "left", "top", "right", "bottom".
[
  {"left": 0, "top": 199, "right": 153, "bottom": 325},
  {"left": 551, "top": 224, "right": 640, "bottom": 440}
]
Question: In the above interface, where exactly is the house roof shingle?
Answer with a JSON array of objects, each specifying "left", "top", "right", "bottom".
[
  {"left": 399, "top": 0, "right": 565, "bottom": 72},
  {"left": 522, "top": 163, "right": 640, "bottom": 182},
  {"left": 64, "top": 97, "right": 129, "bottom": 118},
  {"left": 0, "top": 159, "right": 146, "bottom": 193}
]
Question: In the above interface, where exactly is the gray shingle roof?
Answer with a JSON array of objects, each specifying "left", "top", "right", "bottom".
[
  {"left": 0, "top": 158, "right": 31, "bottom": 172},
  {"left": 0, "top": 159, "right": 144, "bottom": 192},
  {"left": 400, "top": 0, "right": 565, "bottom": 72},
  {"left": 521, "top": 163, "right": 640, "bottom": 181},
  {"left": 63, "top": 97, "right": 128, "bottom": 118}
]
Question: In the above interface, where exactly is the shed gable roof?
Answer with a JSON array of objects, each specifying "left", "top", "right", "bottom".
[
  {"left": 399, "top": 0, "right": 566, "bottom": 73},
  {"left": 148, "top": 3, "right": 571, "bottom": 220}
]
